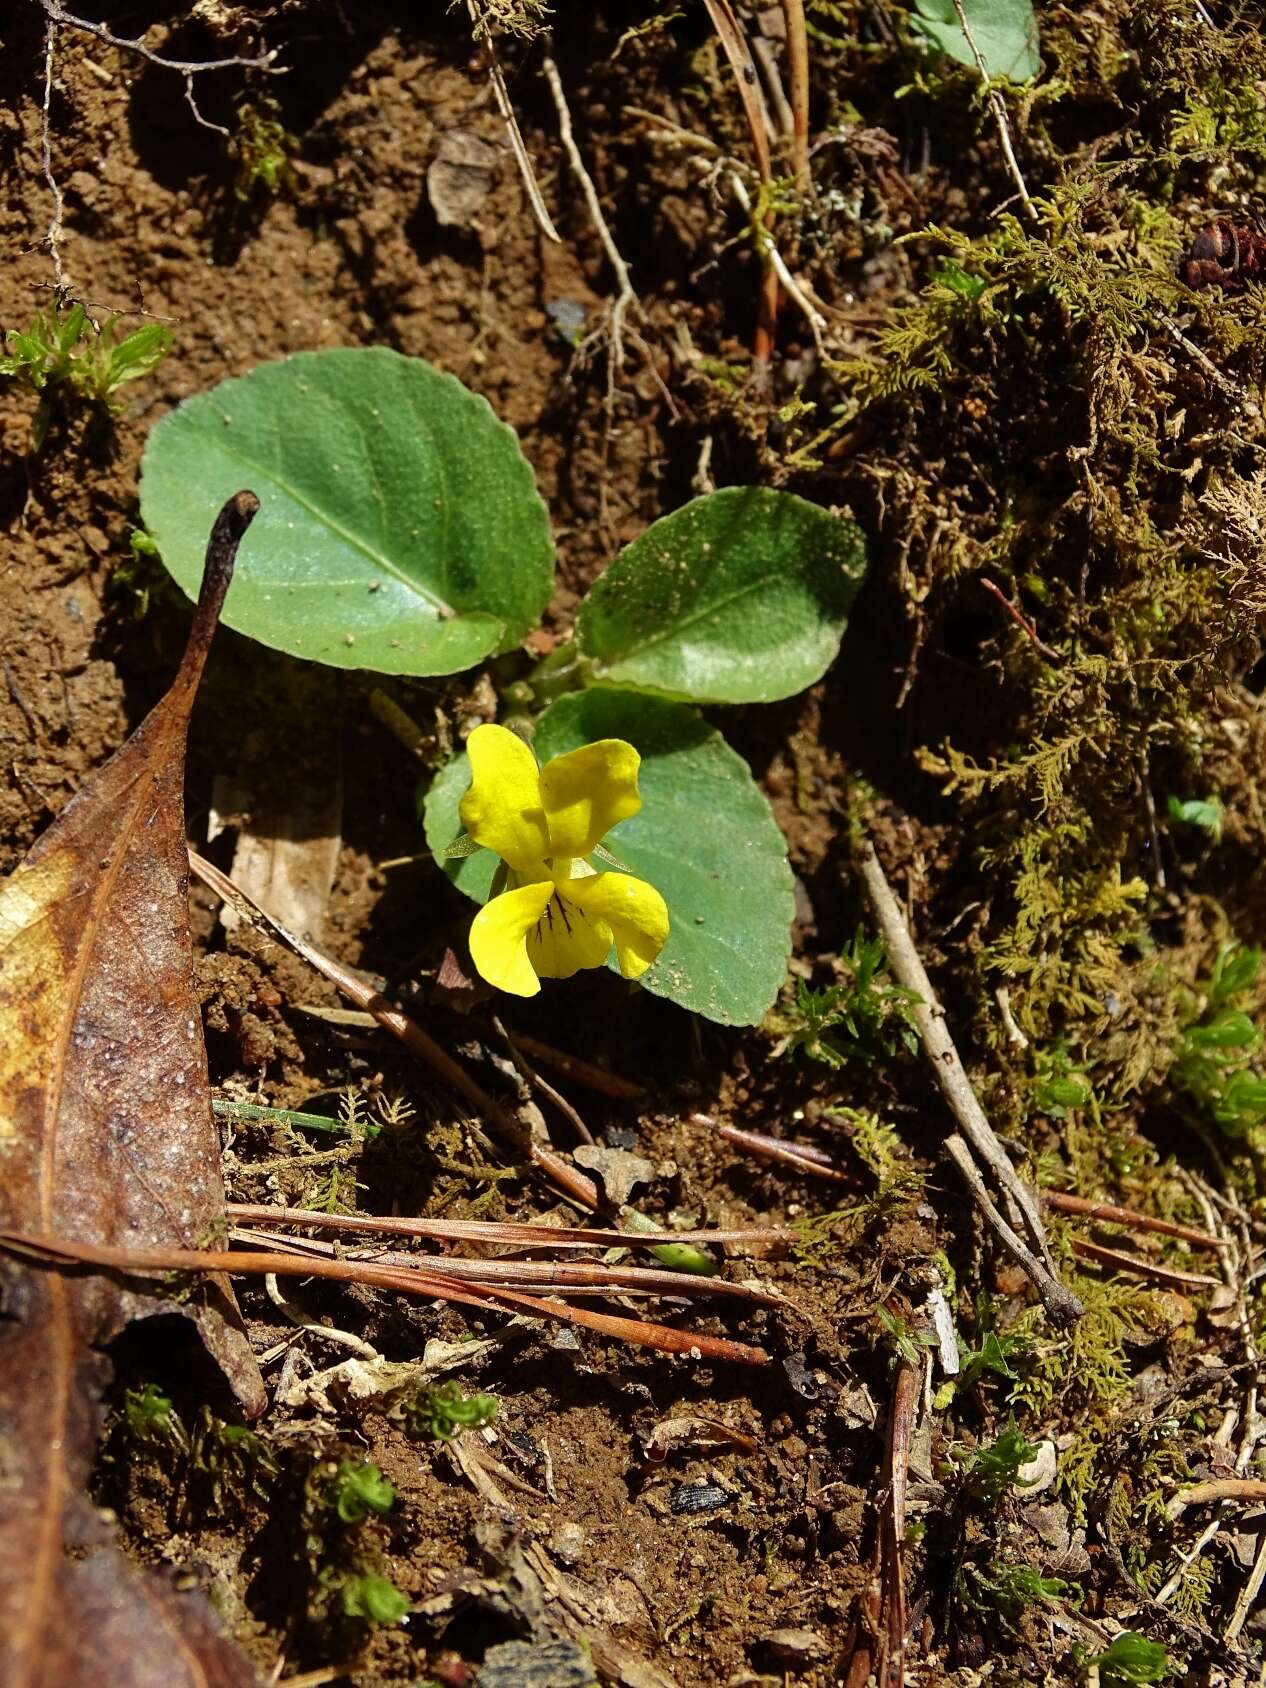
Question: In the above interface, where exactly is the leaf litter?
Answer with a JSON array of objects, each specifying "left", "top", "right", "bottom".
[{"left": 0, "top": 492, "right": 264, "bottom": 1688}]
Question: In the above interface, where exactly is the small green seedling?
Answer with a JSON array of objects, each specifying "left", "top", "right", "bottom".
[
  {"left": 124, "top": 1383, "right": 186, "bottom": 1448},
  {"left": 877, "top": 1306, "right": 934, "bottom": 1370},
  {"left": 231, "top": 101, "right": 298, "bottom": 200},
  {"left": 1173, "top": 941, "right": 1266, "bottom": 1137},
  {"left": 959, "top": 1559, "right": 1070, "bottom": 1634},
  {"left": 786, "top": 929, "right": 920, "bottom": 1068},
  {"left": 1166, "top": 793, "right": 1222, "bottom": 843},
  {"left": 403, "top": 1380, "right": 499, "bottom": 1442},
  {"left": 330, "top": 1460, "right": 396, "bottom": 1525},
  {"left": 1, "top": 302, "right": 171, "bottom": 448},
  {"left": 338, "top": 1572, "right": 409, "bottom": 1625},
  {"left": 962, "top": 1422, "right": 1040, "bottom": 1504},
  {"left": 1078, "top": 1632, "right": 1171, "bottom": 1686}
]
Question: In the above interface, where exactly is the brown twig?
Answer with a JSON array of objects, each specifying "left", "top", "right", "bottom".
[
  {"left": 189, "top": 851, "right": 602, "bottom": 1214},
  {"left": 690, "top": 1111, "right": 856, "bottom": 1183},
  {"left": 859, "top": 841, "right": 1083, "bottom": 1326},
  {"left": 507, "top": 1031, "right": 643, "bottom": 1101},
  {"left": 1068, "top": 1237, "right": 1222, "bottom": 1291},
  {"left": 780, "top": 0, "right": 810, "bottom": 200},
  {"left": 493, "top": 1015, "right": 594, "bottom": 1144},
  {"left": 1168, "top": 1478, "right": 1266, "bottom": 1517},
  {"left": 701, "top": 0, "right": 781, "bottom": 366},
  {"left": 226, "top": 1202, "right": 788, "bottom": 1252},
  {"left": 0, "top": 1228, "right": 770, "bottom": 1366},
  {"left": 879, "top": 1358, "right": 918, "bottom": 1688},
  {"left": 39, "top": 1, "right": 280, "bottom": 138},
  {"left": 466, "top": 0, "right": 560, "bottom": 243},
  {"left": 1044, "top": 1191, "right": 1226, "bottom": 1251},
  {"left": 232, "top": 1226, "right": 783, "bottom": 1306},
  {"left": 979, "top": 576, "right": 1063, "bottom": 664},
  {"left": 948, "top": 0, "right": 1035, "bottom": 222}
]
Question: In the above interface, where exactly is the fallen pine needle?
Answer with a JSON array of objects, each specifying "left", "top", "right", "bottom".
[
  {"left": 0, "top": 1229, "right": 770, "bottom": 1365},
  {"left": 226, "top": 1201, "right": 788, "bottom": 1253}
]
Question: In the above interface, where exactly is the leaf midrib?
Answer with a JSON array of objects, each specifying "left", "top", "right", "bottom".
[
  {"left": 588, "top": 567, "right": 831, "bottom": 672},
  {"left": 203, "top": 427, "right": 458, "bottom": 617}
]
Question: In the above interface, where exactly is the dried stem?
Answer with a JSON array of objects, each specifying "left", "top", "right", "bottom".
[
  {"left": 780, "top": 0, "right": 810, "bottom": 199},
  {"left": 40, "top": 18, "right": 65, "bottom": 290},
  {"left": 859, "top": 840, "right": 1083, "bottom": 1326},
  {"left": 467, "top": 1, "right": 560, "bottom": 242},
  {"left": 39, "top": 1, "right": 280, "bottom": 138},
  {"left": 189, "top": 850, "right": 602, "bottom": 1214},
  {"left": 701, "top": 0, "right": 780, "bottom": 366},
  {"left": 493, "top": 1013, "right": 594, "bottom": 1144},
  {"left": 1069, "top": 1236, "right": 1221, "bottom": 1291},
  {"left": 949, "top": 0, "right": 1035, "bottom": 222},
  {"left": 1044, "top": 1190, "right": 1226, "bottom": 1251},
  {"left": 0, "top": 1227, "right": 769, "bottom": 1365},
  {"left": 226, "top": 1202, "right": 787, "bottom": 1252}
]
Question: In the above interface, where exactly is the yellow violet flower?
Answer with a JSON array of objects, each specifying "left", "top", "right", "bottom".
[{"left": 458, "top": 723, "right": 669, "bottom": 997}]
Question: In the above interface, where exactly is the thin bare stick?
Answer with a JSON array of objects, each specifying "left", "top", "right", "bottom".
[
  {"left": 189, "top": 851, "right": 602, "bottom": 1214},
  {"left": 727, "top": 170, "right": 825, "bottom": 352},
  {"left": 690, "top": 1112, "right": 855, "bottom": 1183},
  {"left": 508, "top": 1030, "right": 643, "bottom": 1101},
  {"left": 1044, "top": 1191, "right": 1226, "bottom": 1251},
  {"left": 226, "top": 1202, "right": 788, "bottom": 1251},
  {"left": 980, "top": 576, "right": 1063, "bottom": 664},
  {"left": 879, "top": 1357, "right": 918, "bottom": 1688},
  {"left": 39, "top": 0, "right": 280, "bottom": 137},
  {"left": 945, "top": 1135, "right": 1082, "bottom": 1322},
  {"left": 1226, "top": 1531, "right": 1266, "bottom": 1643},
  {"left": 1158, "top": 309, "right": 1257, "bottom": 416},
  {"left": 701, "top": 0, "right": 781, "bottom": 365},
  {"left": 542, "top": 55, "right": 638, "bottom": 371},
  {"left": 949, "top": 0, "right": 1034, "bottom": 221},
  {"left": 234, "top": 1227, "right": 783, "bottom": 1306},
  {"left": 0, "top": 1228, "right": 770, "bottom": 1366},
  {"left": 494, "top": 1014, "right": 594, "bottom": 1144},
  {"left": 467, "top": 2, "right": 560, "bottom": 243},
  {"left": 780, "top": 0, "right": 810, "bottom": 199},
  {"left": 40, "top": 19, "right": 66, "bottom": 289},
  {"left": 859, "top": 841, "right": 1082, "bottom": 1325},
  {"left": 1168, "top": 1478, "right": 1266, "bottom": 1516},
  {"left": 1069, "top": 1236, "right": 1221, "bottom": 1291}
]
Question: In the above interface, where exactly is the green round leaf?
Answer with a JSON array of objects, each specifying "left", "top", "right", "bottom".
[
  {"left": 423, "top": 692, "right": 794, "bottom": 1026},
  {"left": 575, "top": 487, "right": 867, "bottom": 704},
  {"left": 139, "top": 348, "right": 554, "bottom": 675},
  {"left": 910, "top": 0, "right": 1040, "bottom": 83}
]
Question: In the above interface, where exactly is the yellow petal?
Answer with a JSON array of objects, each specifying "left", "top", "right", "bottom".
[
  {"left": 468, "top": 881, "right": 553, "bottom": 996},
  {"left": 459, "top": 724, "right": 549, "bottom": 872},
  {"left": 539, "top": 738, "right": 642, "bottom": 858},
  {"left": 528, "top": 885, "right": 614, "bottom": 979},
  {"left": 567, "top": 871, "right": 668, "bottom": 980}
]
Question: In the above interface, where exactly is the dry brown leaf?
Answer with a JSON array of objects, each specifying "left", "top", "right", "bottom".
[{"left": 0, "top": 492, "right": 265, "bottom": 1688}]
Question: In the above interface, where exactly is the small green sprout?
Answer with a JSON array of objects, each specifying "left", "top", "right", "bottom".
[
  {"left": 0, "top": 302, "right": 172, "bottom": 447},
  {"left": 231, "top": 101, "right": 298, "bottom": 200},
  {"left": 338, "top": 1572, "right": 409, "bottom": 1625},
  {"left": 330, "top": 1460, "right": 396, "bottom": 1525},
  {"left": 1173, "top": 941, "right": 1266, "bottom": 1136},
  {"left": 1078, "top": 1632, "right": 1171, "bottom": 1686},
  {"left": 1166, "top": 794, "right": 1223, "bottom": 844},
  {"left": 959, "top": 1559, "right": 1070, "bottom": 1633},
  {"left": 962, "top": 1422, "right": 1040, "bottom": 1505},
  {"left": 404, "top": 1380, "right": 499, "bottom": 1442},
  {"left": 124, "top": 1383, "right": 186, "bottom": 1447},
  {"left": 786, "top": 929, "right": 919, "bottom": 1068},
  {"left": 877, "top": 1306, "right": 933, "bottom": 1369}
]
